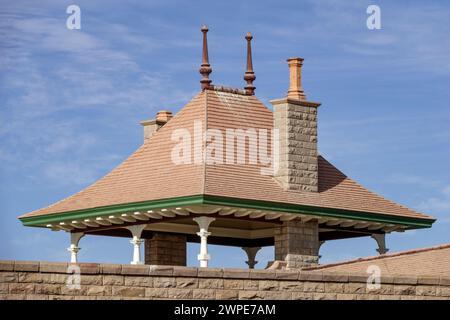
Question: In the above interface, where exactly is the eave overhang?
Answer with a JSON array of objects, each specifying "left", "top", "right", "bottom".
[{"left": 19, "top": 194, "right": 436, "bottom": 231}]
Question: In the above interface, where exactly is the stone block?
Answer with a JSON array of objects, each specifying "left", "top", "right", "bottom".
[
  {"left": 223, "top": 268, "right": 249, "bottom": 279},
  {"left": 35, "top": 284, "right": 61, "bottom": 295},
  {"left": 393, "top": 276, "right": 418, "bottom": 285},
  {"left": 199, "top": 278, "right": 224, "bottom": 289},
  {"left": 121, "top": 264, "right": 150, "bottom": 276},
  {"left": 243, "top": 280, "right": 259, "bottom": 290},
  {"left": 9, "top": 283, "right": 35, "bottom": 294},
  {"left": 172, "top": 266, "right": 198, "bottom": 277},
  {"left": 176, "top": 277, "right": 198, "bottom": 289},
  {"left": 298, "top": 272, "right": 322, "bottom": 281},
  {"left": 167, "top": 288, "right": 193, "bottom": 299},
  {"left": 417, "top": 276, "right": 439, "bottom": 285},
  {"left": 153, "top": 277, "right": 176, "bottom": 288},
  {"left": 416, "top": 285, "right": 436, "bottom": 296},
  {"left": 393, "top": 285, "right": 416, "bottom": 295},
  {"left": 440, "top": 277, "right": 450, "bottom": 286},
  {"left": 275, "top": 270, "right": 299, "bottom": 280},
  {"left": 224, "top": 279, "right": 244, "bottom": 290},
  {"left": 145, "top": 288, "right": 168, "bottom": 298},
  {"left": 198, "top": 268, "right": 223, "bottom": 278},
  {"left": 40, "top": 262, "right": 68, "bottom": 273},
  {"left": 14, "top": 261, "right": 39, "bottom": 272},
  {"left": 344, "top": 283, "right": 366, "bottom": 294},
  {"left": 112, "top": 286, "right": 145, "bottom": 297},
  {"left": 259, "top": 280, "right": 279, "bottom": 291},
  {"left": 77, "top": 263, "right": 100, "bottom": 274},
  {"left": 249, "top": 269, "right": 276, "bottom": 280},
  {"left": 279, "top": 281, "right": 303, "bottom": 291},
  {"left": 292, "top": 292, "right": 313, "bottom": 300},
  {"left": 313, "top": 293, "right": 337, "bottom": 300},
  {"left": 336, "top": 293, "right": 356, "bottom": 300},
  {"left": 302, "top": 282, "right": 325, "bottom": 293},
  {"left": 80, "top": 275, "right": 102, "bottom": 285},
  {"left": 193, "top": 289, "right": 215, "bottom": 299},
  {"left": 100, "top": 264, "right": 122, "bottom": 274},
  {"left": 324, "top": 283, "right": 345, "bottom": 293},
  {"left": 0, "top": 261, "right": 14, "bottom": 271},
  {"left": 0, "top": 272, "right": 18, "bottom": 283},
  {"left": 322, "top": 273, "right": 348, "bottom": 283},
  {"left": 437, "top": 286, "right": 450, "bottom": 297},
  {"left": 124, "top": 276, "right": 154, "bottom": 287},
  {"left": 149, "top": 265, "right": 174, "bottom": 276},
  {"left": 87, "top": 285, "right": 111, "bottom": 296},
  {"left": 238, "top": 290, "right": 264, "bottom": 300},
  {"left": 103, "top": 275, "right": 124, "bottom": 286}
]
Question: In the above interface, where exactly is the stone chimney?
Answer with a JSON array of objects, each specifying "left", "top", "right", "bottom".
[
  {"left": 140, "top": 110, "right": 173, "bottom": 141},
  {"left": 270, "top": 57, "right": 321, "bottom": 192}
]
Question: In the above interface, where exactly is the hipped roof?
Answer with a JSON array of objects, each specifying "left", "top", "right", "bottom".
[{"left": 19, "top": 90, "right": 434, "bottom": 227}]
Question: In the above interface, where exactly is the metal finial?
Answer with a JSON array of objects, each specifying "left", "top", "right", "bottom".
[
  {"left": 199, "top": 25, "right": 212, "bottom": 90},
  {"left": 244, "top": 32, "right": 256, "bottom": 95}
]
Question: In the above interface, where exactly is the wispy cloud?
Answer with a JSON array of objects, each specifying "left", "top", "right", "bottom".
[
  {"left": 0, "top": 7, "right": 194, "bottom": 188},
  {"left": 417, "top": 185, "right": 450, "bottom": 224}
]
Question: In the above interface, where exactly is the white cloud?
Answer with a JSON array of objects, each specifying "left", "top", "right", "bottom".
[
  {"left": 0, "top": 8, "right": 194, "bottom": 188},
  {"left": 417, "top": 185, "right": 450, "bottom": 224}
]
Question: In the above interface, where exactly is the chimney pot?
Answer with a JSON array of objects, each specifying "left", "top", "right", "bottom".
[
  {"left": 287, "top": 57, "right": 306, "bottom": 100},
  {"left": 156, "top": 110, "right": 173, "bottom": 123},
  {"left": 140, "top": 110, "right": 173, "bottom": 141}
]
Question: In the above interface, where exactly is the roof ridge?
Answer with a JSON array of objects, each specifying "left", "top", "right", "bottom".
[
  {"left": 306, "top": 242, "right": 450, "bottom": 270},
  {"left": 201, "top": 90, "right": 208, "bottom": 194}
]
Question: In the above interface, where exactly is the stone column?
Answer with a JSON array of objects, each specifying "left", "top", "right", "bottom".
[
  {"left": 242, "top": 247, "right": 261, "bottom": 269},
  {"left": 67, "top": 232, "right": 84, "bottom": 263},
  {"left": 274, "top": 219, "right": 319, "bottom": 269},
  {"left": 145, "top": 233, "right": 187, "bottom": 266},
  {"left": 193, "top": 216, "right": 215, "bottom": 268},
  {"left": 126, "top": 225, "right": 146, "bottom": 265}
]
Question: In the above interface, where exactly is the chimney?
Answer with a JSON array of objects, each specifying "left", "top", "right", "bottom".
[
  {"left": 140, "top": 110, "right": 173, "bottom": 141},
  {"left": 270, "top": 57, "right": 321, "bottom": 192}
]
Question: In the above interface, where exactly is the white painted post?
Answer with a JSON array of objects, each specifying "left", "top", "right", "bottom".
[
  {"left": 241, "top": 246, "right": 261, "bottom": 269},
  {"left": 67, "top": 232, "right": 84, "bottom": 263},
  {"left": 193, "top": 216, "right": 215, "bottom": 268},
  {"left": 126, "top": 224, "right": 147, "bottom": 265}
]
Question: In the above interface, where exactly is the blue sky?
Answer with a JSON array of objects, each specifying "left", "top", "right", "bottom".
[{"left": 1, "top": 0, "right": 449, "bottom": 268}]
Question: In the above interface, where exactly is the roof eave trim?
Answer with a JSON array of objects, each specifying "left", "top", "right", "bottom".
[
  {"left": 19, "top": 195, "right": 205, "bottom": 226},
  {"left": 19, "top": 194, "right": 435, "bottom": 229},
  {"left": 201, "top": 195, "right": 435, "bottom": 229}
]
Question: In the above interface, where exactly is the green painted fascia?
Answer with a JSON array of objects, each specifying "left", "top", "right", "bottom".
[
  {"left": 19, "top": 195, "right": 204, "bottom": 226},
  {"left": 201, "top": 195, "right": 435, "bottom": 229},
  {"left": 20, "top": 194, "right": 435, "bottom": 230}
]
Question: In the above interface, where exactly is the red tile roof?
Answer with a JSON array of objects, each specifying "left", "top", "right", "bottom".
[
  {"left": 306, "top": 243, "right": 450, "bottom": 277},
  {"left": 20, "top": 89, "right": 433, "bottom": 223}
]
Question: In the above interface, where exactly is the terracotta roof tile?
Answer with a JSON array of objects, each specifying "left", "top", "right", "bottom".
[{"left": 305, "top": 243, "right": 450, "bottom": 277}]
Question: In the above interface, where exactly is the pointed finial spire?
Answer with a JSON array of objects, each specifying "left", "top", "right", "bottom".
[
  {"left": 199, "top": 25, "right": 212, "bottom": 90},
  {"left": 244, "top": 32, "right": 256, "bottom": 95}
]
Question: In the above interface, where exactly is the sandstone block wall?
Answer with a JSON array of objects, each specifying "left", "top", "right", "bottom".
[
  {"left": 1, "top": 260, "right": 449, "bottom": 300},
  {"left": 274, "top": 220, "right": 319, "bottom": 268},
  {"left": 273, "top": 102, "right": 319, "bottom": 192}
]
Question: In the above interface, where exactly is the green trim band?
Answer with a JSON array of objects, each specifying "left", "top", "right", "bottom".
[
  {"left": 19, "top": 195, "right": 204, "bottom": 226},
  {"left": 202, "top": 195, "right": 435, "bottom": 229},
  {"left": 19, "top": 194, "right": 435, "bottom": 229}
]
